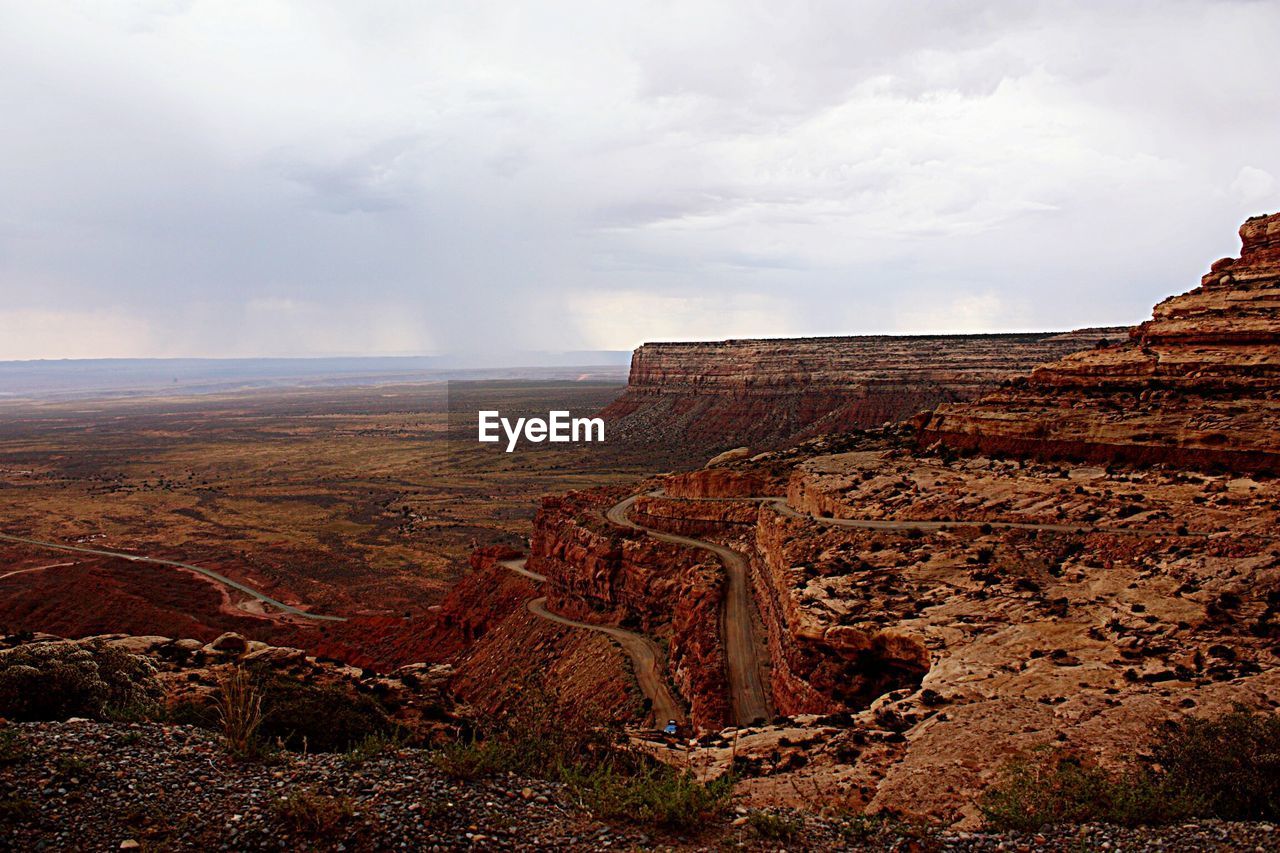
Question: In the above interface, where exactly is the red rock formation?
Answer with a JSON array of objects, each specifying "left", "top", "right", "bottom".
[
  {"left": 663, "top": 468, "right": 785, "bottom": 499},
  {"left": 751, "top": 504, "right": 929, "bottom": 716},
  {"left": 602, "top": 330, "right": 1121, "bottom": 454},
  {"left": 447, "top": 601, "right": 645, "bottom": 726},
  {"left": 630, "top": 494, "right": 761, "bottom": 535},
  {"left": 918, "top": 213, "right": 1280, "bottom": 474},
  {"left": 528, "top": 490, "right": 732, "bottom": 728},
  {"left": 620, "top": 489, "right": 930, "bottom": 718}
]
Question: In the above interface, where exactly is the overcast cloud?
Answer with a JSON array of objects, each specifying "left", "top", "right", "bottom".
[{"left": 2, "top": 0, "right": 1278, "bottom": 360}]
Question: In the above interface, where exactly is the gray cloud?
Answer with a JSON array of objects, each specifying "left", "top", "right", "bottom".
[{"left": 1, "top": 0, "right": 1278, "bottom": 359}]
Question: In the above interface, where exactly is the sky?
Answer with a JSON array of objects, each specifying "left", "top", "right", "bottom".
[{"left": 2, "top": 0, "right": 1278, "bottom": 361}]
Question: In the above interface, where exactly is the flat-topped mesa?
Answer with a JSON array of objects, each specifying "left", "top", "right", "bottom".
[
  {"left": 601, "top": 330, "right": 1121, "bottom": 457},
  {"left": 918, "top": 212, "right": 1280, "bottom": 473}
]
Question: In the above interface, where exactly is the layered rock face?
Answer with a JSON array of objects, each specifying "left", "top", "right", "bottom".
[
  {"left": 602, "top": 330, "right": 1120, "bottom": 455},
  {"left": 918, "top": 213, "right": 1280, "bottom": 473},
  {"left": 528, "top": 489, "right": 732, "bottom": 727}
]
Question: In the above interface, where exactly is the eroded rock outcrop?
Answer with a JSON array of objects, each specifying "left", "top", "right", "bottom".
[{"left": 918, "top": 213, "right": 1280, "bottom": 473}]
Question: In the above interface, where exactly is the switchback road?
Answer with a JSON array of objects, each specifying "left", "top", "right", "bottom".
[
  {"left": 606, "top": 496, "right": 771, "bottom": 726},
  {"left": 498, "top": 557, "right": 686, "bottom": 727},
  {"left": 603, "top": 488, "right": 1221, "bottom": 727}
]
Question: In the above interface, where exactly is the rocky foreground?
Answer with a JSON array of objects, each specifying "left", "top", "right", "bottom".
[{"left": 1, "top": 720, "right": 1275, "bottom": 851}]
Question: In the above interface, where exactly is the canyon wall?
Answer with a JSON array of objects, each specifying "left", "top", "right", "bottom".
[
  {"left": 632, "top": 486, "right": 931, "bottom": 718},
  {"left": 601, "top": 329, "right": 1122, "bottom": 455},
  {"left": 528, "top": 489, "right": 732, "bottom": 727},
  {"left": 918, "top": 212, "right": 1280, "bottom": 474}
]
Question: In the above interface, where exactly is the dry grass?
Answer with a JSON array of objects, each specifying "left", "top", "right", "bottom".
[
  {"left": 271, "top": 788, "right": 357, "bottom": 835},
  {"left": 215, "top": 666, "right": 264, "bottom": 760}
]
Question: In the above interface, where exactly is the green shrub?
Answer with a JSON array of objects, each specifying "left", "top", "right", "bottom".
[
  {"left": 430, "top": 737, "right": 524, "bottom": 780},
  {"left": 271, "top": 789, "right": 357, "bottom": 835},
  {"left": 342, "top": 729, "right": 409, "bottom": 765},
  {"left": 0, "top": 641, "right": 161, "bottom": 722},
  {"left": 562, "top": 761, "right": 734, "bottom": 831},
  {"left": 53, "top": 754, "right": 90, "bottom": 778},
  {"left": 430, "top": 679, "right": 732, "bottom": 832},
  {"left": 980, "top": 753, "right": 1177, "bottom": 831},
  {"left": 747, "top": 810, "right": 803, "bottom": 840},
  {"left": 982, "top": 707, "right": 1280, "bottom": 830},
  {"left": 1153, "top": 706, "right": 1280, "bottom": 820},
  {"left": 0, "top": 729, "right": 28, "bottom": 766},
  {"left": 836, "top": 813, "right": 937, "bottom": 846},
  {"left": 254, "top": 671, "right": 393, "bottom": 753},
  {"left": 431, "top": 682, "right": 627, "bottom": 780}
]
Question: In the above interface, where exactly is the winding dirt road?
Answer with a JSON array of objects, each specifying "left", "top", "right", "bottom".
[
  {"left": 0, "top": 560, "right": 76, "bottom": 580},
  {"left": 606, "top": 496, "right": 771, "bottom": 726},
  {"left": 602, "top": 489, "right": 1221, "bottom": 727},
  {"left": 498, "top": 558, "right": 685, "bottom": 727},
  {"left": 0, "top": 532, "right": 346, "bottom": 622}
]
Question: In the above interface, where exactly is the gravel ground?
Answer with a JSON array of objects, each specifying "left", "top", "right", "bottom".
[
  {"left": 0, "top": 721, "right": 656, "bottom": 851},
  {"left": 1, "top": 721, "right": 1276, "bottom": 851}
]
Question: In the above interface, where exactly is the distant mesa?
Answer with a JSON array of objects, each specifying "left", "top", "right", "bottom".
[
  {"left": 917, "top": 212, "right": 1280, "bottom": 473},
  {"left": 601, "top": 329, "right": 1123, "bottom": 459}
]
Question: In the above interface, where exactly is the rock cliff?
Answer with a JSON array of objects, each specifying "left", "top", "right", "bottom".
[
  {"left": 528, "top": 489, "right": 731, "bottom": 727},
  {"left": 917, "top": 213, "right": 1280, "bottom": 473},
  {"left": 602, "top": 330, "right": 1121, "bottom": 456}
]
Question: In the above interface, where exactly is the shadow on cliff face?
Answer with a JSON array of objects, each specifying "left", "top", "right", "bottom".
[{"left": 799, "top": 631, "right": 930, "bottom": 713}]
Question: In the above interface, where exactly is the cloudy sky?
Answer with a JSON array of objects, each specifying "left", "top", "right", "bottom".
[{"left": 2, "top": 1, "right": 1278, "bottom": 360}]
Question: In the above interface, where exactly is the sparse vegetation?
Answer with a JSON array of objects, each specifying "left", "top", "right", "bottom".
[
  {"left": 431, "top": 683, "right": 625, "bottom": 780},
  {"left": 981, "top": 752, "right": 1174, "bottom": 831},
  {"left": 171, "top": 665, "right": 400, "bottom": 755},
  {"left": 563, "top": 761, "right": 734, "bottom": 831},
  {"left": 53, "top": 754, "right": 90, "bottom": 778},
  {"left": 214, "top": 666, "right": 264, "bottom": 760},
  {"left": 431, "top": 736, "right": 524, "bottom": 781},
  {"left": 342, "top": 729, "right": 409, "bottom": 765},
  {"left": 746, "top": 810, "right": 803, "bottom": 840},
  {"left": 981, "top": 707, "right": 1280, "bottom": 830},
  {"left": 1152, "top": 706, "right": 1280, "bottom": 820},
  {"left": 431, "top": 682, "right": 733, "bottom": 831},
  {"left": 0, "top": 796, "right": 37, "bottom": 825},
  {"left": 271, "top": 788, "right": 357, "bottom": 835},
  {"left": 835, "top": 813, "right": 939, "bottom": 847},
  {"left": 0, "top": 728, "right": 29, "bottom": 765},
  {"left": 254, "top": 668, "right": 396, "bottom": 753},
  {"left": 0, "top": 641, "right": 161, "bottom": 722}
]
